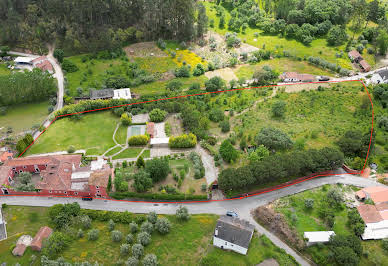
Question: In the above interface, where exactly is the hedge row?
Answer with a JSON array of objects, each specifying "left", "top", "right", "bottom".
[
  {"left": 110, "top": 191, "right": 208, "bottom": 201},
  {"left": 128, "top": 135, "right": 149, "bottom": 146},
  {"left": 169, "top": 133, "right": 197, "bottom": 148}
]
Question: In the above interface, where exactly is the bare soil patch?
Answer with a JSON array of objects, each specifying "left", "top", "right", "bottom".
[
  {"left": 165, "top": 114, "right": 183, "bottom": 136},
  {"left": 124, "top": 42, "right": 167, "bottom": 57},
  {"left": 282, "top": 83, "right": 331, "bottom": 93},
  {"left": 252, "top": 205, "right": 305, "bottom": 250},
  {"left": 205, "top": 67, "right": 238, "bottom": 82}
]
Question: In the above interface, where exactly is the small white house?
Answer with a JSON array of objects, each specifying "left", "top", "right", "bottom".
[
  {"left": 303, "top": 231, "right": 335, "bottom": 246},
  {"left": 213, "top": 215, "right": 255, "bottom": 255},
  {"left": 150, "top": 137, "right": 170, "bottom": 147},
  {"left": 14, "top": 56, "right": 34, "bottom": 65},
  {"left": 113, "top": 88, "right": 132, "bottom": 100},
  {"left": 371, "top": 69, "right": 388, "bottom": 84}
]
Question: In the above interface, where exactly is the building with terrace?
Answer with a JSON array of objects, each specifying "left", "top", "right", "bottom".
[{"left": 0, "top": 155, "right": 113, "bottom": 198}]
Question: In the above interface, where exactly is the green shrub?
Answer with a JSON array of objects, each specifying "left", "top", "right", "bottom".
[
  {"left": 149, "top": 108, "right": 167, "bottom": 122},
  {"left": 169, "top": 133, "right": 197, "bottom": 148},
  {"left": 62, "top": 59, "right": 79, "bottom": 73},
  {"left": 128, "top": 135, "right": 149, "bottom": 146},
  {"left": 87, "top": 229, "right": 99, "bottom": 241}
]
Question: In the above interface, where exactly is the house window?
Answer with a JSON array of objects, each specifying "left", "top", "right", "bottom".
[
  {"left": 64, "top": 191, "right": 67, "bottom": 194},
  {"left": 19, "top": 170, "right": 23, "bottom": 173},
  {"left": 14, "top": 171, "right": 17, "bottom": 175},
  {"left": 75, "top": 192, "right": 78, "bottom": 195},
  {"left": 96, "top": 185, "right": 99, "bottom": 189},
  {"left": 97, "top": 190, "right": 100, "bottom": 193},
  {"left": 49, "top": 190, "right": 52, "bottom": 193},
  {"left": 12, "top": 167, "right": 15, "bottom": 170},
  {"left": 23, "top": 166, "right": 26, "bottom": 169},
  {"left": 8, "top": 177, "right": 11, "bottom": 182}
]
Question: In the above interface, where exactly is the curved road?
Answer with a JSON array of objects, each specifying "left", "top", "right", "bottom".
[{"left": 1, "top": 174, "right": 384, "bottom": 265}]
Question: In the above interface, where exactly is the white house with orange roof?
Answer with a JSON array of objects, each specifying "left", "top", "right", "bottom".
[{"left": 356, "top": 186, "right": 388, "bottom": 240}]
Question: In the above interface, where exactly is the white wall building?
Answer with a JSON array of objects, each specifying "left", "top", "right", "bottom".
[
  {"left": 304, "top": 231, "right": 335, "bottom": 246},
  {"left": 213, "top": 215, "right": 255, "bottom": 255},
  {"left": 113, "top": 88, "right": 132, "bottom": 100}
]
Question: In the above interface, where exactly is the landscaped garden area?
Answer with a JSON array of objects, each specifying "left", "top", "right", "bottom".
[
  {"left": 0, "top": 204, "right": 297, "bottom": 265},
  {"left": 110, "top": 153, "right": 207, "bottom": 200},
  {"left": 253, "top": 184, "right": 388, "bottom": 265}
]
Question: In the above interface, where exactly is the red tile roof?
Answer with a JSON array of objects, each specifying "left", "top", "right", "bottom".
[
  {"left": 357, "top": 204, "right": 382, "bottom": 223},
  {"left": 280, "top": 72, "right": 315, "bottom": 81},
  {"left": 30, "top": 226, "right": 53, "bottom": 251},
  {"left": 12, "top": 244, "right": 27, "bottom": 256},
  {"left": 88, "top": 165, "right": 113, "bottom": 187},
  {"left": 348, "top": 50, "right": 362, "bottom": 59},
  {"left": 359, "top": 60, "right": 371, "bottom": 72},
  {"left": 0, "top": 151, "right": 13, "bottom": 162},
  {"left": 32, "top": 56, "right": 47, "bottom": 64},
  {"left": 147, "top": 122, "right": 155, "bottom": 137},
  {"left": 36, "top": 60, "right": 53, "bottom": 72}
]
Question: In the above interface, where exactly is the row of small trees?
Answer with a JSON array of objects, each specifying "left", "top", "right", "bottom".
[{"left": 219, "top": 147, "right": 344, "bottom": 192}]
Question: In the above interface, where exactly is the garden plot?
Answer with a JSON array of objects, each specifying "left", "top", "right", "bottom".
[{"left": 124, "top": 42, "right": 167, "bottom": 57}]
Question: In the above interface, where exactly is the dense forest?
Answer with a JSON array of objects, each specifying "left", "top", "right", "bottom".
[{"left": 0, "top": 0, "right": 206, "bottom": 53}]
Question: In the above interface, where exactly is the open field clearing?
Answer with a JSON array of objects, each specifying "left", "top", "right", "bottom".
[
  {"left": 0, "top": 101, "right": 49, "bottom": 138},
  {"left": 233, "top": 82, "right": 371, "bottom": 150},
  {"left": 26, "top": 112, "right": 119, "bottom": 156}
]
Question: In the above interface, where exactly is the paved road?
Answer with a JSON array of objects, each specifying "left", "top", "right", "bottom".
[
  {"left": 1, "top": 174, "right": 383, "bottom": 266},
  {"left": 47, "top": 48, "right": 64, "bottom": 110}
]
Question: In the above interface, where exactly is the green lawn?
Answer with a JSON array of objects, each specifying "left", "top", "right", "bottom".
[
  {"left": 104, "top": 146, "right": 123, "bottom": 157},
  {"left": 0, "top": 206, "right": 297, "bottom": 266},
  {"left": 0, "top": 101, "right": 49, "bottom": 137},
  {"left": 0, "top": 206, "right": 49, "bottom": 265},
  {"left": 235, "top": 58, "right": 335, "bottom": 80},
  {"left": 140, "top": 149, "right": 150, "bottom": 158},
  {"left": 0, "top": 64, "right": 11, "bottom": 75},
  {"left": 204, "top": 2, "right": 371, "bottom": 70},
  {"left": 202, "top": 234, "right": 298, "bottom": 266},
  {"left": 114, "top": 125, "right": 128, "bottom": 145},
  {"left": 234, "top": 82, "right": 371, "bottom": 149},
  {"left": 26, "top": 111, "right": 119, "bottom": 156},
  {"left": 112, "top": 148, "right": 144, "bottom": 159}
]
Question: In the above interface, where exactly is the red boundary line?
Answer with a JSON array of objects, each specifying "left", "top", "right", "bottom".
[{"left": 4, "top": 79, "right": 373, "bottom": 204}]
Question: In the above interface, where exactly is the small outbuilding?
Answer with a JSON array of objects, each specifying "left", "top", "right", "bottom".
[
  {"left": 213, "top": 215, "right": 255, "bottom": 255},
  {"left": 303, "top": 231, "right": 335, "bottom": 246},
  {"left": 113, "top": 88, "right": 132, "bottom": 100},
  {"left": 30, "top": 226, "right": 53, "bottom": 251},
  {"left": 150, "top": 137, "right": 170, "bottom": 147},
  {"left": 348, "top": 50, "right": 362, "bottom": 63}
]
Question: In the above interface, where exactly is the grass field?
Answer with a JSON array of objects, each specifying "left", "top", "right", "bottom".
[
  {"left": 140, "top": 149, "right": 150, "bottom": 158},
  {"left": 65, "top": 55, "right": 127, "bottom": 96},
  {"left": 133, "top": 57, "right": 177, "bottom": 73},
  {"left": 131, "top": 75, "right": 208, "bottom": 95},
  {"left": 114, "top": 125, "right": 128, "bottom": 145},
  {"left": 235, "top": 58, "right": 335, "bottom": 80},
  {"left": 204, "top": 2, "right": 369, "bottom": 70},
  {"left": 0, "top": 101, "right": 49, "bottom": 137},
  {"left": 112, "top": 148, "right": 144, "bottom": 159},
  {"left": 104, "top": 146, "right": 123, "bottom": 157},
  {"left": 273, "top": 185, "right": 388, "bottom": 265},
  {"left": 0, "top": 64, "right": 11, "bottom": 74},
  {"left": 26, "top": 111, "right": 119, "bottom": 156},
  {"left": 0, "top": 206, "right": 296, "bottom": 265},
  {"left": 234, "top": 82, "right": 371, "bottom": 149}
]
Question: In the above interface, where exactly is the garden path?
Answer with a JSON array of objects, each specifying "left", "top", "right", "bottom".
[{"left": 195, "top": 145, "right": 218, "bottom": 185}]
